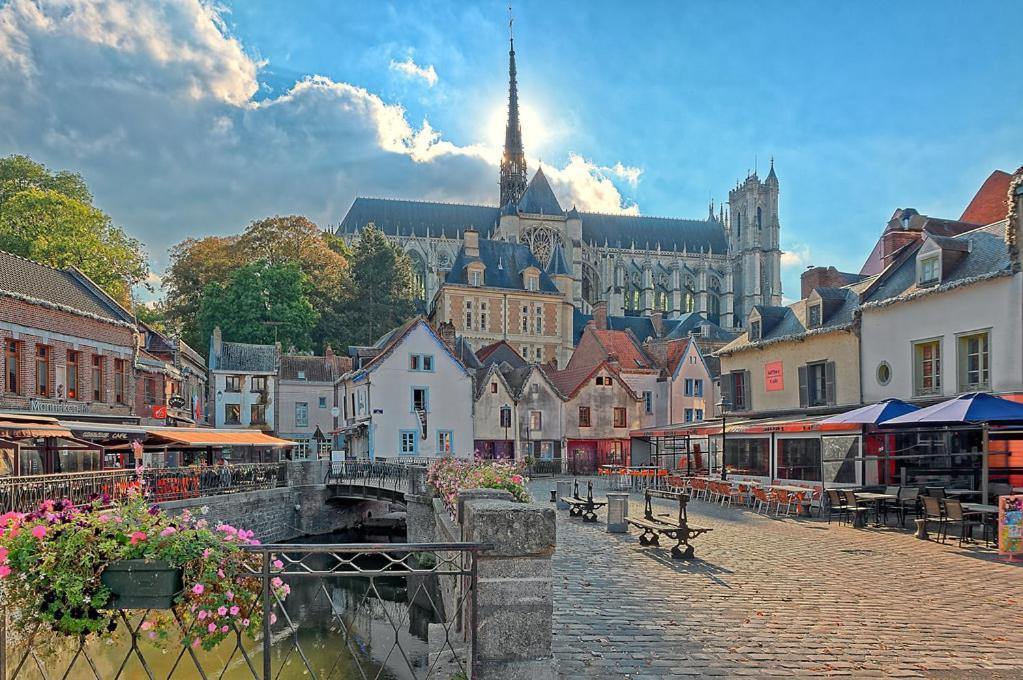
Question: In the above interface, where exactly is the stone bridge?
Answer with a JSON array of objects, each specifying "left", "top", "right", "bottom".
[{"left": 323, "top": 460, "right": 428, "bottom": 505}]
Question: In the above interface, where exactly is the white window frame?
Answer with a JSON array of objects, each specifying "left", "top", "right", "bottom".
[
  {"left": 956, "top": 329, "right": 991, "bottom": 392},
  {"left": 295, "top": 401, "right": 309, "bottom": 428},
  {"left": 919, "top": 255, "right": 940, "bottom": 285},
  {"left": 912, "top": 337, "right": 943, "bottom": 397}
]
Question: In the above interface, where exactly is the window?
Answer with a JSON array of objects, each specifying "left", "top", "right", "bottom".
[
  {"left": 319, "top": 396, "right": 328, "bottom": 408},
  {"left": 595, "top": 376, "right": 612, "bottom": 387},
  {"left": 400, "top": 430, "right": 418, "bottom": 455},
  {"left": 579, "top": 406, "right": 591, "bottom": 427},
  {"left": 808, "top": 304, "right": 821, "bottom": 329},
  {"left": 411, "top": 387, "right": 428, "bottom": 412},
  {"left": 913, "top": 339, "right": 942, "bottom": 396},
  {"left": 534, "top": 305, "right": 543, "bottom": 335},
  {"left": 806, "top": 362, "right": 828, "bottom": 407},
  {"left": 535, "top": 347, "right": 542, "bottom": 362},
  {"left": 465, "top": 300, "right": 473, "bottom": 329},
  {"left": 499, "top": 406, "right": 512, "bottom": 428},
  {"left": 520, "top": 306, "right": 528, "bottom": 334},
  {"left": 958, "top": 331, "right": 990, "bottom": 391},
  {"left": 729, "top": 371, "right": 749, "bottom": 411},
  {"left": 437, "top": 430, "right": 453, "bottom": 454},
  {"left": 724, "top": 438, "right": 770, "bottom": 476},
  {"left": 530, "top": 383, "right": 539, "bottom": 393},
  {"left": 776, "top": 438, "right": 822, "bottom": 481},
  {"left": 526, "top": 275, "right": 538, "bottom": 292},
  {"left": 695, "top": 408, "right": 704, "bottom": 421},
  {"left": 225, "top": 403, "right": 241, "bottom": 425},
  {"left": 684, "top": 378, "right": 694, "bottom": 396},
  {"left": 144, "top": 378, "right": 156, "bottom": 405},
  {"left": 295, "top": 402, "right": 309, "bottom": 428},
  {"left": 876, "top": 361, "right": 892, "bottom": 386},
  {"left": 409, "top": 354, "right": 433, "bottom": 372},
  {"left": 919, "top": 255, "right": 939, "bottom": 285},
  {"left": 251, "top": 376, "right": 267, "bottom": 392},
  {"left": 250, "top": 404, "right": 267, "bottom": 425},
  {"left": 35, "top": 345, "right": 50, "bottom": 396},
  {"left": 684, "top": 408, "right": 693, "bottom": 423},
  {"left": 694, "top": 379, "right": 704, "bottom": 397},
  {"left": 490, "top": 382, "right": 498, "bottom": 394},
  {"left": 91, "top": 355, "right": 103, "bottom": 402},
  {"left": 297, "top": 370, "right": 306, "bottom": 380},
  {"left": 529, "top": 410, "right": 542, "bottom": 431},
  {"left": 225, "top": 376, "right": 242, "bottom": 392},
  {"left": 470, "top": 269, "right": 482, "bottom": 287},
  {"left": 66, "top": 350, "right": 80, "bottom": 400},
  {"left": 749, "top": 320, "right": 762, "bottom": 341},
  {"left": 613, "top": 407, "right": 627, "bottom": 428},
  {"left": 757, "top": 206, "right": 763, "bottom": 230},
  {"left": 114, "top": 358, "right": 125, "bottom": 404},
  {"left": 643, "top": 391, "right": 652, "bottom": 415},
  {"left": 479, "top": 302, "right": 488, "bottom": 330},
  {"left": 5, "top": 340, "right": 19, "bottom": 393}
]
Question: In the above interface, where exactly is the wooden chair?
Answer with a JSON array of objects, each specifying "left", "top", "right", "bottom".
[
  {"left": 942, "top": 499, "right": 981, "bottom": 547},
  {"left": 826, "top": 489, "right": 849, "bottom": 524},
  {"left": 921, "top": 495, "right": 945, "bottom": 538}
]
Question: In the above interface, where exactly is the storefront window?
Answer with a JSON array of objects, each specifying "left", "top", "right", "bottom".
[
  {"left": 724, "top": 438, "right": 769, "bottom": 476},
  {"left": 777, "top": 438, "right": 822, "bottom": 481}
]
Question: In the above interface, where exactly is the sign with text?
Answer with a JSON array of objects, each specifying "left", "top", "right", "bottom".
[
  {"left": 151, "top": 404, "right": 168, "bottom": 419},
  {"left": 764, "top": 361, "right": 785, "bottom": 392},
  {"left": 998, "top": 494, "right": 1023, "bottom": 559}
]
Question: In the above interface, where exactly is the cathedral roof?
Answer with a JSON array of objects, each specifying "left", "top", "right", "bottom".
[
  {"left": 578, "top": 212, "right": 728, "bottom": 253},
  {"left": 516, "top": 167, "right": 563, "bottom": 215},
  {"left": 546, "top": 241, "right": 571, "bottom": 276},
  {"left": 337, "top": 198, "right": 500, "bottom": 239},
  {"left": 445, "top": 238, "right": 560, "bottom": 293}
]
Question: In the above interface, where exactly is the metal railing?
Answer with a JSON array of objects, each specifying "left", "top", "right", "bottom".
[
  {"left": 0, "top": 463, "right": 287, "bottom": 513},
  {"left": 325, "top": 460, "right": 428, "bottom": 499},
  {"left": 1, "top": 542, "right": 483, "bottom": 679}
]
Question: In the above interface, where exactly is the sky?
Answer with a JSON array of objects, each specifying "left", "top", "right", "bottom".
[{"left": 0, "top": 0, "right": 1021, "bottom": 303}]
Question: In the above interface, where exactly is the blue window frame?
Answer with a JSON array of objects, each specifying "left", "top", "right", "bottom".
[
  {"left": 695, "top": 408, "right": 704, "bottom": 421},
  {"left": 437, "top": 430, "right": 453, "bottom": 454},
  {"left": 400, "top": 429, "right": 418, "bottom": 455},
  {"left": 410, "top": 386, "right": 429, "bottom": 412},
  {"left": 409, "top": 354, "right": 435, "bottom": 372},
  {"left": 684, "top": 379, "right": 694, "bottom": 396},
  {"left": 694, "top": 379, "right": 704, "bottom": 397},
  {"left": 684, "top": 408, "right": 693, "bottom": 423}
]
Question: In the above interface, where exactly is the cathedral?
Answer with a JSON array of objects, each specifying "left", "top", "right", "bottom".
[{"left": 336, "top": 31, "right": 783, "bottom": 331}]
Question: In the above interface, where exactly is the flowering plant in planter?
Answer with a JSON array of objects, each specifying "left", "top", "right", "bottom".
[
  {"left": 0, "top": 474, "right": 289, "bottom": 651},
  {"left": 426, "top": 458, "right": 531, "bottom": 518}
]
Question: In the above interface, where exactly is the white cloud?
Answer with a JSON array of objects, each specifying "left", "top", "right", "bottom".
[
  {"left": 0, "top": 0, "right": 642, "bottom": 274},
  {"left": 780, "top": 243, "right": 812, "bottom": 270},
  {"left": 389, "top": 57, "right": 438, "bottom": 87}
]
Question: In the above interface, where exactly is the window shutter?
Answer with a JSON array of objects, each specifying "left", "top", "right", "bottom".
[
  {"left": 742, "top": 370, "right": 752, "bottom": 411},
  {"left": 720, "top": 372, "right": 733, "bottom": 408},
  {"left": 825, "top": 361, "right": 837, "bottom": 406},
  {"left": 798, "top": 365, "right": 808, "bottom": 409}
]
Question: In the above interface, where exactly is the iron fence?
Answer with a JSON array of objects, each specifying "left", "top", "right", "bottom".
[
  {"left": 0, "top": 463, "right": 287, "bottom": 513},
  {"left": 1, "top": 542, "right": 482, "bottom": 679},
  {"left": 325, "top": 461, "right": 428, "bottom": 498}
]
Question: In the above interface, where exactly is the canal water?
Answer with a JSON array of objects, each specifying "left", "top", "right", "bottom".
[{"left": 7, "top": 529, "right": 449, "bottom": 679}]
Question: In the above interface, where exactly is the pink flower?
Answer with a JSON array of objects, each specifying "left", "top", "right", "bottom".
[
  {"left": 241, "top": 618, "right": 250, "bottom": 627},
  {"left": 31, "top": 525, "right": 46, "bottom": 539},
  {"left": 202, "top": 548, "right": 210, "bottom": 558},
  {"left": 148, "top": 631, "right": 157, "bottom": 640},
  {"left": 270, "top": 613, "right": 277, "bottom": 624},
  {"left": 0, "top": 547, "right": 8, "bottom": 562},
  {"left": 272, "top": 559, "right": 283, "bottom": 570},
  {"left": 98, "top": 514, "right": 110, "bottom": 523},
  {"left": 271, "top": 577, "right": 283, "bottom": 588},
  {"left": 217, "top": 606, "right": 228, "bottom": 616},
  {"left": 191, "top": 638, "right": 201, "bottom": 648},
  {"left": 512, "top": 474, "right": 523, "bottom": 484},
  {"left": 207, "top": 622, "right": 217, "bottom": 633},
  {"left": 192, "top": 583, "right": 205, "bottom": 595},
  {"left": 217, "top": 569, "right": 224, "bottom": 578},
  {"left": 159, "top": 526, "right": 176, "bottom": 537},
  {"left": 225, "top": 590, "right": 234, "bottom": 601},
  {"left": 129, "top": 531, "right": 147, "bottom": 545},
  {"left": 140, "top": 621, "right": 153, "bottom": 631},
  {"left": 229, "top": 605, "right": 240, "bottom": 616},
  {"left": 220, "top": 625, "right": 228, "bottom": 633},
  {"left": 198, "top": 610, "right": 207, "bottom": 620},
  {"left": 0, "top": 565, "right": 11, "bottom": 578}
]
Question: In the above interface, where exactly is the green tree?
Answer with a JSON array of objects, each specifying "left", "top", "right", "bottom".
[
  {"left": 343, "top": 225, "right": 416, "bottom": 345},
  {"left": 164, "top": 235, "right": 241, "bottom": 349},
  {"left": 0, "top": 155, "right": 148, "bottom": 307},
  {"left": 198, "top": 261, "right": 318, "bottom": 352}
]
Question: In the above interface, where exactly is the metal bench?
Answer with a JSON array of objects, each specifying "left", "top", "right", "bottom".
[
  {"left": 559, "top": 480, "right": 607, "bottom": 523},
  {"left": 626, "top": 489, "right": 711, "bottom": 560}
]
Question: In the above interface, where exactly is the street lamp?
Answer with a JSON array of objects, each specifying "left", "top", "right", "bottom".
[
  {"left": 716, "top": 398, "right": 732, "bottom": 480},
  {"left": 500, "top": 404, "right": 511, "bottom": 460}
]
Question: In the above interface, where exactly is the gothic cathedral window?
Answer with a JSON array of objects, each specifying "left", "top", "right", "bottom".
[{"left": 757, "top": 206, "right": 763, "bottom": 230}]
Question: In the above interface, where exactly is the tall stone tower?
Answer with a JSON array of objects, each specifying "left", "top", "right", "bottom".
[
  {"left": 727, "top": 160, "right": 782, "bottom": 324},
  {"left": 499, "top": 22, "right": 528, "bottom": 207}
]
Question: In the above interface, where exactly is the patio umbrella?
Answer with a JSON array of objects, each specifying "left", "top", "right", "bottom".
[
  {"left": 819, "top": 399, "right": 920, "bottom": 425},
  {"left": 883, "top": 392, "right": 1023, "bottom": 503}
]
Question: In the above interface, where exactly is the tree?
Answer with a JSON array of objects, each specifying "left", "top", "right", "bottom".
[
  {"left": 164, "top": 235, "right": 241, "bottom": 349},
  {"left": 343, "top": 225, "right": 417, "bottom": 345},
  {"left": 198, "top": 262, "right": 318, "bottom": 352},
  {"left": 0, "top": 155, "right": 148, "bottom": 307}
]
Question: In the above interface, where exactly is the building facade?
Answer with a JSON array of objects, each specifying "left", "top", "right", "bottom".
[
  {"left": 276, "top": 351, "right": 350, "bottom": 458},
  {"left": 335, "top": 32, "right": 782, "bottom": 330},
  {"left": 207, "top": 328, "right": 279, "bottom": 431}
]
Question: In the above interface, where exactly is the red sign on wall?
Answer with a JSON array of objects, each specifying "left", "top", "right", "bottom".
[
  {"left": 765, "top": 361, "right": 785, "bottom": 392},
  {"left": 152, "top": 404, "right": 168, "bottom": 419}
]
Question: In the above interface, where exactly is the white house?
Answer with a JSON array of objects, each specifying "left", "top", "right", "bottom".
[
  {"left": 337, "top": 318, "right": 473, "bottom": 460},
  {"left": 208, "top": 327, "right": 279, "bottom": 431}
]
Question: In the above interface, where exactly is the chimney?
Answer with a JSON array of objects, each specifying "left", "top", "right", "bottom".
[
  {"left": 881, "top": 231, "right": 922, "bottom": 269},
  {"left": 593, "top": 301, "right": 608, "bottom": 330},
  {"left": 607, "top": 351, "right": 620, "bottom": 370},
  {"left": 438, "top": 320, "right": 457, "bottom": 351},
  {"left": 464, "top": 228, "right": 480, "bottom": 258},
  {"left": 800, "top": 266, "right": 852, "bottom": 299},
  {"left": 210, "top": 325, "right": 223, "bottom": 368},
  {"left": 650, "top": 312, "right": 664, "bottom": 338}
]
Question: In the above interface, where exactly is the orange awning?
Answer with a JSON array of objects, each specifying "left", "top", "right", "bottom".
[
  {"left": 145, "top": 428, "right": 296, "bottom": 447},
  {"left": 0, "top": 421, "right": 74, "bottom": 438}
]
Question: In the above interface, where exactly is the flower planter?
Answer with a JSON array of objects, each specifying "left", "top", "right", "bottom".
[{"left": 101, "top": 559, "right": 183, "bottom": 610}]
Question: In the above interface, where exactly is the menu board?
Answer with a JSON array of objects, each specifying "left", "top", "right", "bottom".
[{"left": 998, "top": 494, "right": 1023, "bottom": 559}]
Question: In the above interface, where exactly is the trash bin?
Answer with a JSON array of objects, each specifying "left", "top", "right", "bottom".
[{"left": 606, "top": 492, "right": 629, "bottom": 533}]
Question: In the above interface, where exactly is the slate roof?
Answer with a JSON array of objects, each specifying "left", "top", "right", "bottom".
[
  {"left": 546, "top": 241, "right": 571, "bottom": 276},
  {"left": 862, "top": 221, "right": 1012, "bottom": 307},
  {"left": 280, "top": 354, "right": 349, "bottom": 382},
  {"left": 0, "top": 250, "right": 134, "bottom": 324},
  {"left": 476, "top": 341, "right": 526, "bottom": 369},
  {"left": 454, "top": 336, "right": 482, "bottom": 370},
  {"left": 813, "top": 287, "right": 849, "bottom": 301},
  {"left": 573, "top": 309, "right": 593, "bottom": 344},
  {"left": 578, "top": 212, "right": 728, "bottom": 253},
  {"left": 337, "top": 198, "right": 500, "bottom": 238},
  {"left": 517, "top": 167, "right": 564, "bottom": 215},
  {"left": 502, "top": 364, "right": 533, "bottom": 395},
  {"left": 214, "top": 342, "right": 278, "bottom": 373},
  {"left": 446, "top": 238, "right": 560, "bottom": 293}
]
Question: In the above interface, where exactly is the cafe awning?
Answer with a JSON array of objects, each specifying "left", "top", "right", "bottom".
[
  {"left": 0, "top": 420, "right": 74, "bottom": 439},
  {"left": 145, "top": 428, "right": 296, "bottom": 447}
]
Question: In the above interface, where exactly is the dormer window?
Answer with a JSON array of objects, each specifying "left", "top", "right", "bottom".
[
  {"left": 749, "top": 320, "right": 762, "bottom": 341},
  {"left": 808, "top": 304, "right": 822, "bottom": 329},
  {"left": 470, "top": 269, "right": 483, "bottom": 287},
  {"left": 919, "top": 255, "right": 939, "bottom": 285},
  {"left": 526, "top": 275, "right": 538, "bottom": 291}
]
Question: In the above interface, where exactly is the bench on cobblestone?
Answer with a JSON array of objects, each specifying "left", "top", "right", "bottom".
[
  {"left": 560, "top": 480, "right": 607, "bottom": 523},
  {"left": 626, "top": 489, "right": 711, "bottom": 560}
]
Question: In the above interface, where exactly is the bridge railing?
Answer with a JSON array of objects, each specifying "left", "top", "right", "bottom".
[{"left": 325, "top": 459, "right": 428, "bottom": 497}]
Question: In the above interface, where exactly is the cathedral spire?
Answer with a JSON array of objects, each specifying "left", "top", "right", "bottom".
[{"left": 500, "top": 6, "right": 528, "bottom": 208}]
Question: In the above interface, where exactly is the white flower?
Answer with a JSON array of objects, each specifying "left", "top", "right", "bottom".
[{"left": 200, "top": 506, "right": 209, "bottom": 515}]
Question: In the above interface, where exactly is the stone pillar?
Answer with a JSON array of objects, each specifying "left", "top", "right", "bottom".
[
  {"left": 606, "top": 492, "right": 629, "bottom": 533},
  {"left": 555, "top": 480, "right": 572, "bottom": 510},
  {"left": 461, "top": 496, "right": 557, "bottom": 680},
  {"left": 406, "top": 493, "right": 436, "bottom": 543}
]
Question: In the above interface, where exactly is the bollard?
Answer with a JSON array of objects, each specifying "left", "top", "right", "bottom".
[
  {"left": 555, "top": 481, "right": 572, "bottom": 510},
  {"left": 606, "top": 492, "right": 629, "bottom": 533},
  {"left": 914, "top": 518, "right": 929, "bottom": 540}
]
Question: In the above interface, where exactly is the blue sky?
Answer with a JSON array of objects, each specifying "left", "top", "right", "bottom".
[{"left": 0, "top": 0, "right": 1020, "bottom": 302}]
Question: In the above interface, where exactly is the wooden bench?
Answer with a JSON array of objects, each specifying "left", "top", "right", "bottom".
[
  {"left": 559, "top": 480, "right": 607, "bottom": 523},
  {"left": 626, "top": 489, "right": 711, "bottom": 560}
]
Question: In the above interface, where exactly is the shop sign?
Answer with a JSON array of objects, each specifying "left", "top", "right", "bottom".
[
  {"left": 764, "top": 361, "right": 784, "bottom": 392},
  {"left": 152, "top": 405, "right": 168, "bottom": 419},
  {"left": 29, "top": 398, "right": 88, "bottom": 414},
  {"left": 999, "top": 495, "right": 1023, "bottom": 560},
  {"left": 73, "top": 429, "right": 143, "bottom": 443}
]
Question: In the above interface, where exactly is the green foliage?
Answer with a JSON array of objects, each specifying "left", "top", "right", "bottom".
[
  {"left": 426, "top": 459, "right": 531, "bottom": 519},
  {"left": 198, "top": 261, "right": 318, "bottom": 351},
  {"left": 0, "top": 155, "right": 148, "bottom": 307},
  {"left": 344, "top": 224, "right": 417, "bottom": 345}
]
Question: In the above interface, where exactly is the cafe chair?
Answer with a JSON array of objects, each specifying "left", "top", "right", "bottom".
[
  {"left": 942, "top": 499, "right": 981, "bottom": 547},
  {"left": 895, "top": 487, "right": 921, "bottom": 528},
  {"left": 921, "top": 496, "right": 946, "bottom": 539},
  {"left": 826, "top": 489, "right": 849, "bottom": 525}
]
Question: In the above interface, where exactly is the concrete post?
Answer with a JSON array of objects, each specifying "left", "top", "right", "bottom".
[
  {"left": 555, "top": 480, "right": 572, "bottom": 510},
  {"left": 462, "top": 497, "right": 557, "bottom": 680},
  {"left": 606, "top": 492, "right": 629, "bottom": 533}
]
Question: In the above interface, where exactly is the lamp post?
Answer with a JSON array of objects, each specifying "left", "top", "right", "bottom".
[
  {"left": 500, "top": 404, "right": 511, "bottom": 460},
  {"left": 717, "top": 398, "right": 732, "bottom": 480}
]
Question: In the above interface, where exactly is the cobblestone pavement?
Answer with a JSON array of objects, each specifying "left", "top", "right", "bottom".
[{"left": 531, "top": 479, "right": 1023, "bottom": 679}]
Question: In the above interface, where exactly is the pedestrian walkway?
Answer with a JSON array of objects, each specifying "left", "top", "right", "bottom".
[{"left": 534, "top": 480, "right": 1023, "bottom": 678}]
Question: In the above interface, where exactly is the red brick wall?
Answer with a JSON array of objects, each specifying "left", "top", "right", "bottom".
[
  {"left": 800, "top": 266, "right": 853, "bottom": 299},
  {"left": 0, "top": 297, "right": 136, "bottom": 415}
]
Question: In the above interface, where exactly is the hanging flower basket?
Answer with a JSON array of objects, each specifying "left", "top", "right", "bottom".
[{"left": 101, "top": 559, "right": 183, "bottom": 610}]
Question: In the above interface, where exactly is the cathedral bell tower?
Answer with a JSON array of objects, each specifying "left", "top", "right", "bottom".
[
  {"left": 499, "top": 16, "right": 528, "bottom": 208},
  {"left": 727, "top": 160, "right": 782, "bottom": 324}
]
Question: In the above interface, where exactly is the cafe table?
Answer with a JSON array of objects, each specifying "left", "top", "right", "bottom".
[
  {"left": 962, "top": 503, "right": 999, "bottom": 545},
  {"left": 945, "top": 489, "right": 980, "bottom": 498},
  {"left": 854, "top": 492, "right": 898, "bottom": 527}
]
